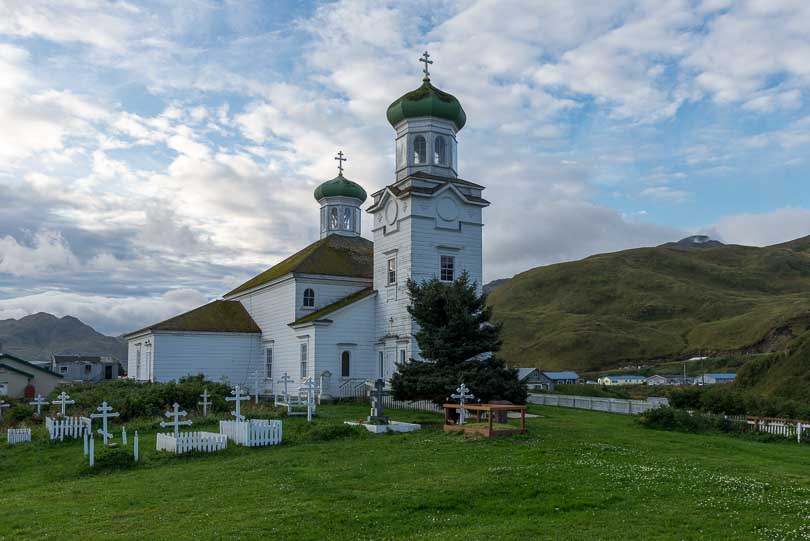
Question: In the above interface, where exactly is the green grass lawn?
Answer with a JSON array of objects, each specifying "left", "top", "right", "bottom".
[{"left": 2, "top": 404, "right": 809, "bottom": 540}]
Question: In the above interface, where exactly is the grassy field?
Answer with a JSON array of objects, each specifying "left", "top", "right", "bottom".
[{"left": 2, "top": 404, "right": 809, "bottom": 540}]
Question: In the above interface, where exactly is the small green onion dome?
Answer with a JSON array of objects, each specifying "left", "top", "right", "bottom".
[
  {"left": 313, "top": 173, "right": 367, "bottom": 203},
  {"left": 386, "top": 78, "right": 466, "bottom": 131}
]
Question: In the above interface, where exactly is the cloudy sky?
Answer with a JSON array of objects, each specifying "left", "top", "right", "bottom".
[{"left": 0, "top": 0, "right": 809, "bottom": 335}]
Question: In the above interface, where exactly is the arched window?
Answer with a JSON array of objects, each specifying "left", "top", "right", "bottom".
[
  {"left": 341, "top": 351, "right": 350, "bottom": 377},
  {"left": 434, "top": 135, "right": 446, "bottom": 165},
  {"left": 342, "top": 207, "right": 354, "bottom": 231},
  {"left": 303, "top": 288, "right": 315, "bottom": 308},
  {"left": 329, "top": 207, "right": 339, "bottom": 230},
  {"left": 413, "top": 135, "right": 426, "bottom": 164}
]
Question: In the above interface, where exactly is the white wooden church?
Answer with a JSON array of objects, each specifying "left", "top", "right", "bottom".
[{"left": 125, "top": 55, "right": 489, "bottom": 398}]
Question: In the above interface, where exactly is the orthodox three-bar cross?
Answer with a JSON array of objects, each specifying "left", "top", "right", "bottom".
[
  {"left": 299, "top": 377, "right": 319, "bottom": 423},
  {"left": 198, "top": 388, "right": 212, "bottom": 417},
  {"left": 451, "top": 383, "right": 475, "bottom": 425},
  {"left": 335, "top": 151, "right": 347, "bottom": 174},
  {"left": 160, "top": 403, "right": 192, "bottom": 438},
  {"left": 52, "top": 391, "right": 75, "bottom": 416},
  {"left": 419, "top": 50, "right": 433, "bottom": 78},
  {"left": 90, "top": 401, "right": 120, "bottom": 445},
  {"left": 226, "top": 385, "right": 250, "bottom": 421},
  {"left": 277, "top": 372, "right": 294, "bottom": 403},
  {"left": 29, "top": 394, "right": 49, "bottom": 416}
]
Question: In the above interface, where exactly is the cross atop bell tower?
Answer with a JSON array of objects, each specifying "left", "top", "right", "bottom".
[{"left": 419, "top": 50, "right": 433, "bottom": 80}]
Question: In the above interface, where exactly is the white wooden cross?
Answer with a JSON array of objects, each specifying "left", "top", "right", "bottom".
[
  {"left": 277, "top": 373, "right": 294, "bottom": 403},
  {"left": 29, "top": 394, "right": 49, "bottom": 416},
  {"left": 252, "top": 369, "right": 261, "bottom": 404},
  {"left": 226, "top": 385, "right": 249, "bottom": 421},
  {"left": 299, "top": 377, "right": 319, "bottom": 423},
  {"left": 0, "top": 400, "right": 9, "bottom": 420},
  {"left": 52, "top": 391, "right": 75, "bottom": 416},
  {"left": 160, "top": 403, "right": 192, "bottom": 438},
  {"left": 451, "top": 383, "right": 475, "bottom": 425},
  {"left": 90, "top": 401, "right": 120, "bottom": 445},
  {"left": 198, "top": 388, "right": 212, "bottom": 417}
]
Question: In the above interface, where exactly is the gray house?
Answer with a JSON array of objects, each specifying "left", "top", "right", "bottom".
[
  {"left": 517, "top": 368, "right": 579, "bottom": 391},
  {"left": 50, "top": 355, "right": 124, "bottom": 383}
]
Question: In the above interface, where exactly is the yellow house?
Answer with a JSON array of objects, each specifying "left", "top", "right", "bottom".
[{"left": 0, "top": 353, "right": 64, "bottom": 398}]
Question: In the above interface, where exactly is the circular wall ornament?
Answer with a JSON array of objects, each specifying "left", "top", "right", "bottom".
[
  {"left": 385, "top": 200, "right": 398, "bottom": 225},
  {"left": 437, "top": 196, "right": 459, "bottom": 221}
]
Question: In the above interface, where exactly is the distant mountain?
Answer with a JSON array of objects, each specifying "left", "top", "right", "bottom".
[
  {"left": 0, "top": 313, "right": 127, "bottom": 364},
  {"left": 483, "top": 278, "right": 509, "bottom": 295},
  {"left": 659, "top": 235, "right": 726, "bottom": 250},
  {"left": 487, "top": 235, "right": 810, "bottom": 373}
]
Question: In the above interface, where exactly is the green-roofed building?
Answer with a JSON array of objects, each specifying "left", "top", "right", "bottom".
[{"left": 124, "top": 54, "right": 489, "bottom": 399}]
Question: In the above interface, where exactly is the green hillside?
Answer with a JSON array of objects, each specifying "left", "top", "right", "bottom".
[
  {"left": 736, "top": 332, "right": 810, "bottom": 404},
  {"left": 487, "top": 236, "right": 810, "bottom": 372}
]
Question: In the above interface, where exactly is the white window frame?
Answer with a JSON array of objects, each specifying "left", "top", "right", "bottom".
[
  {"left": 300, "top": 343, "right": 308, "bottom": 378},
  {"left": 440, "top": 255, "right": 455, "bottom": 282},
  {"left": 387, "top": 257, "right": 397, "bottom": 286},
  {"left": 59, "top": 365, "right": 68, "bottom": 375},
  {"left": 399, "top": 349, "right": 406, "bottom": 364},
  {"left": 378, "top": 351, "right": 384, "bottom": 379},
  {"left": 303, "top": 288, "right": 315, "bottom": 308},
  {"left": 413, "top": 134, "right": 427, "bottom": 164},
  {"left": 265, "top": 346, "right": 273, "bottom": 380},
  {"left": 434, "top": 135, "right": 446, "bottom": 165}
]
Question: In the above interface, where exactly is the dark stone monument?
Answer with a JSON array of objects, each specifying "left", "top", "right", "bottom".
[
  {"left": 489, "top": 400, "right": 513, "bottom": 424},
  {"left": 367, "top": 379, "right": 389, "bottom": 424}
]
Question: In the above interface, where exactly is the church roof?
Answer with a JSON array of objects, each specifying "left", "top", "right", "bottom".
[
  {"left": 125, "top": 300, "right": 261, "bottom": 337},
  {"left": 367, "top": 172, "right": 490, "bottom": 212},
  {"left": 314, "top": 173, "right": 367, "bottom": 203},
  {"left": 386, "top": 78, "right": 466, "bottom": 131},
  {"left": 289, "top": 287, "right": 375, "bottom": 326},
  {"left": 0, "top": 353, "right": 63, "bottom": 378},
  {"left": 225, "top": 234, "right": 373, "bottom": 297}
]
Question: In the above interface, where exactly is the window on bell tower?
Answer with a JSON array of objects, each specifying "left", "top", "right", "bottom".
[
  {"left": 413, "top": 135, "right": 426, "bottom": 164},
  {"left": 434, "top": 135, "right": 446, "bottom": 165}
]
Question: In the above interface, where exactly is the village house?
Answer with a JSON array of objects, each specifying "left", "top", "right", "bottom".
[
  {"left": 518, "top": 368, "right": 580, "bottom": 390},
  {"left": 124, "top": 56, "right": 487, "bottom": 399},
  {"left": 646, "top": 374, "right": 693, "bottom": 386},
  {"left": 698, "top": 373, "right": 736, "bottom": 385},
  {"left": 597, "top": 375, "right": 646, "bottom": 386},
  {"left": 50, "top": 354, "right": 125, "bottom": 383},
  {"left": 0, "top": 353, "right": 63, "bottom": 399}
]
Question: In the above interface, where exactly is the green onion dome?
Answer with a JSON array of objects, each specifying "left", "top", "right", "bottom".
[
  {"left": 386, "top": 78, "right": 466, "bottom": 131},
  {"left": 313, "top": 173, "right": 367, "bottom": 203}
]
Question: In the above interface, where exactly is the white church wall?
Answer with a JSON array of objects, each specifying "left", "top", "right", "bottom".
[
  {"left": 293, "top": 275, "right": 370, "bottom": 321},
  {"left": 150, "top": 332, "right": 263, "bottom": 390},
  {"left": 311, "top": 293, "right": 377, "bottom": 396}
]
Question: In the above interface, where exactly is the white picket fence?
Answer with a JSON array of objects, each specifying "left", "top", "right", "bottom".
[
  {"left": 46, "top": 416, "right": 91, "bottom": 441},
  {"left": 7, "top": 428, "right": 31, "bottom": 444},
  {"left": 528, "top": 393, "right": 668, "bottom": 415},
  {"left": 219, "top": 419, "right": 282, "bottom": 447},
  {"left": 729, "top": 416, "right": 808, "bottom": 443},
  {"left": 381, "top": 396, "right": 444, "bottom": 414},
  {"left": 156, "top": 431, "right": 227, "bottom": 454}
]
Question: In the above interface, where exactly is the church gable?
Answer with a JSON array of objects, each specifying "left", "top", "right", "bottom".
[
  {"left": 125, "top": 300, "right": 261, "bottom": 336},
  {"left": 225, "top": 235, "right": 373, "bottom": 298}
]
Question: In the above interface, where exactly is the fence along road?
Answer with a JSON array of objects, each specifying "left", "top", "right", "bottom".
[{"left": 528, "top": 393, "right": 668, "bottom": 415}]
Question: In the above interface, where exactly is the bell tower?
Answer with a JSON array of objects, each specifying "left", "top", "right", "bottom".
[
  {"left": 314, "top": 151, "right": 367, "bottom": 239},
  {"left": 368, "top": 53, "right": 488, "bottom": 378}
]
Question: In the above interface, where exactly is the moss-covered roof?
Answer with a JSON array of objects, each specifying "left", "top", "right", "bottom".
[
  {"left": 125, "top": 300, "right": 261, "bottom": 337},
  {"left": 290, "top": 288, "right": 375, "bottom": 326},
  {"left": 0, "top": 362, "right": 35, "bottom": 379},
  {"left": 0, "top": 353, "right": 63, "bottom": 378},
  {"left": 314, "top": 173, "right": 368, "bottom": 203},
  {"left": 386, "top": 78, "right": 466, "bottom": 130},
  {"left": 225, "top": 235, "right": 373, "bottom": 297}
]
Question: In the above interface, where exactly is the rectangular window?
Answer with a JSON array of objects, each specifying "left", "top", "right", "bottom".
[
  {"left": 378, "top": 351, "right": 384, "bottom": 379},
  {"left": 387, "top": 257, "right": 396, "bottom": 285},
  {"left": 265, "top": 347, "right": 273, "bottom": 380},
  {"left": 300, "top": 343, "right": 308, "bottom": 378},
  {"left": 440, "top": 255, "right": 455, "bottom": 282},
  {"left": 135, "top": 347, "right": 141, "bottom": 378},
  {"left": 84, "top": 364, "right": 92, "bottom": 374},
  {"left": 399, "top": 349, "right": 406, "bottom": 364},
  {"left": 59, "top": 366, "right": 68, "bottom": 375}
]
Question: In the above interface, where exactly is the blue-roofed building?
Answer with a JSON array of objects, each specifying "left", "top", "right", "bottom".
[
  {"left": 699, "top": 373, "right": 736, "bottom": 385},
  {"left": 517, "top": 368, "right": 579, "bottom": 390},
  {"left": 597, "top": 375, "right": 647, "bottom": 386}
]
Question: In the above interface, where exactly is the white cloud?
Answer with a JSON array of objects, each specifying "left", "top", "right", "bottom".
[
  {"left": 0, "top": 231, "right": 80, "bottom": 277},
  {"left": 639, "top": 186, "right": 692, "bottom": 203},
  {"left": 706, "top": 207, "right": 810, "bottom": 247}
]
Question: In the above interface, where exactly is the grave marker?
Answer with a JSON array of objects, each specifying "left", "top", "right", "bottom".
[
  {"left": 198, "top": 388, "right": 212, "bottom": 417},
  {"left": 160, "top": 403, "right": 192, "bottom": 438},
  {"left": 451, "top": 383, "right": 475, "bottom": 425},
  {"left": 90, "top": 401, "right": 120, "bottom": 445},
  {"left": 29, "top": 394, "right": 49, "bottom": 416},
  {"left": 51, "top": 391, "right": 75, "bottom": 416},
  {"left": 367, "top": 379, "right": 389, "bottom": 424},
  {"left": 277, "top": 373, "right": 294, "bottom": 404},
  {"left": 299, "top": 377, "right": 319, "bottom": 423},
  {"left": 226, "top": 385, "right": 249, "bottom": 422},
  {"left": 253, "top": 370, "right": 261, "bottom": 404}
]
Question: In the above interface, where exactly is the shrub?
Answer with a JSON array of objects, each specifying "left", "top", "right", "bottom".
[{"left": 638, "top": 407, "right": 711, "bottom": 433}]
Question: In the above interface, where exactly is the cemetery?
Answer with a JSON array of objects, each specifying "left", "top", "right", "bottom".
[{"left": 1, "top": 379, "right": 809, "bottom": 540}]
